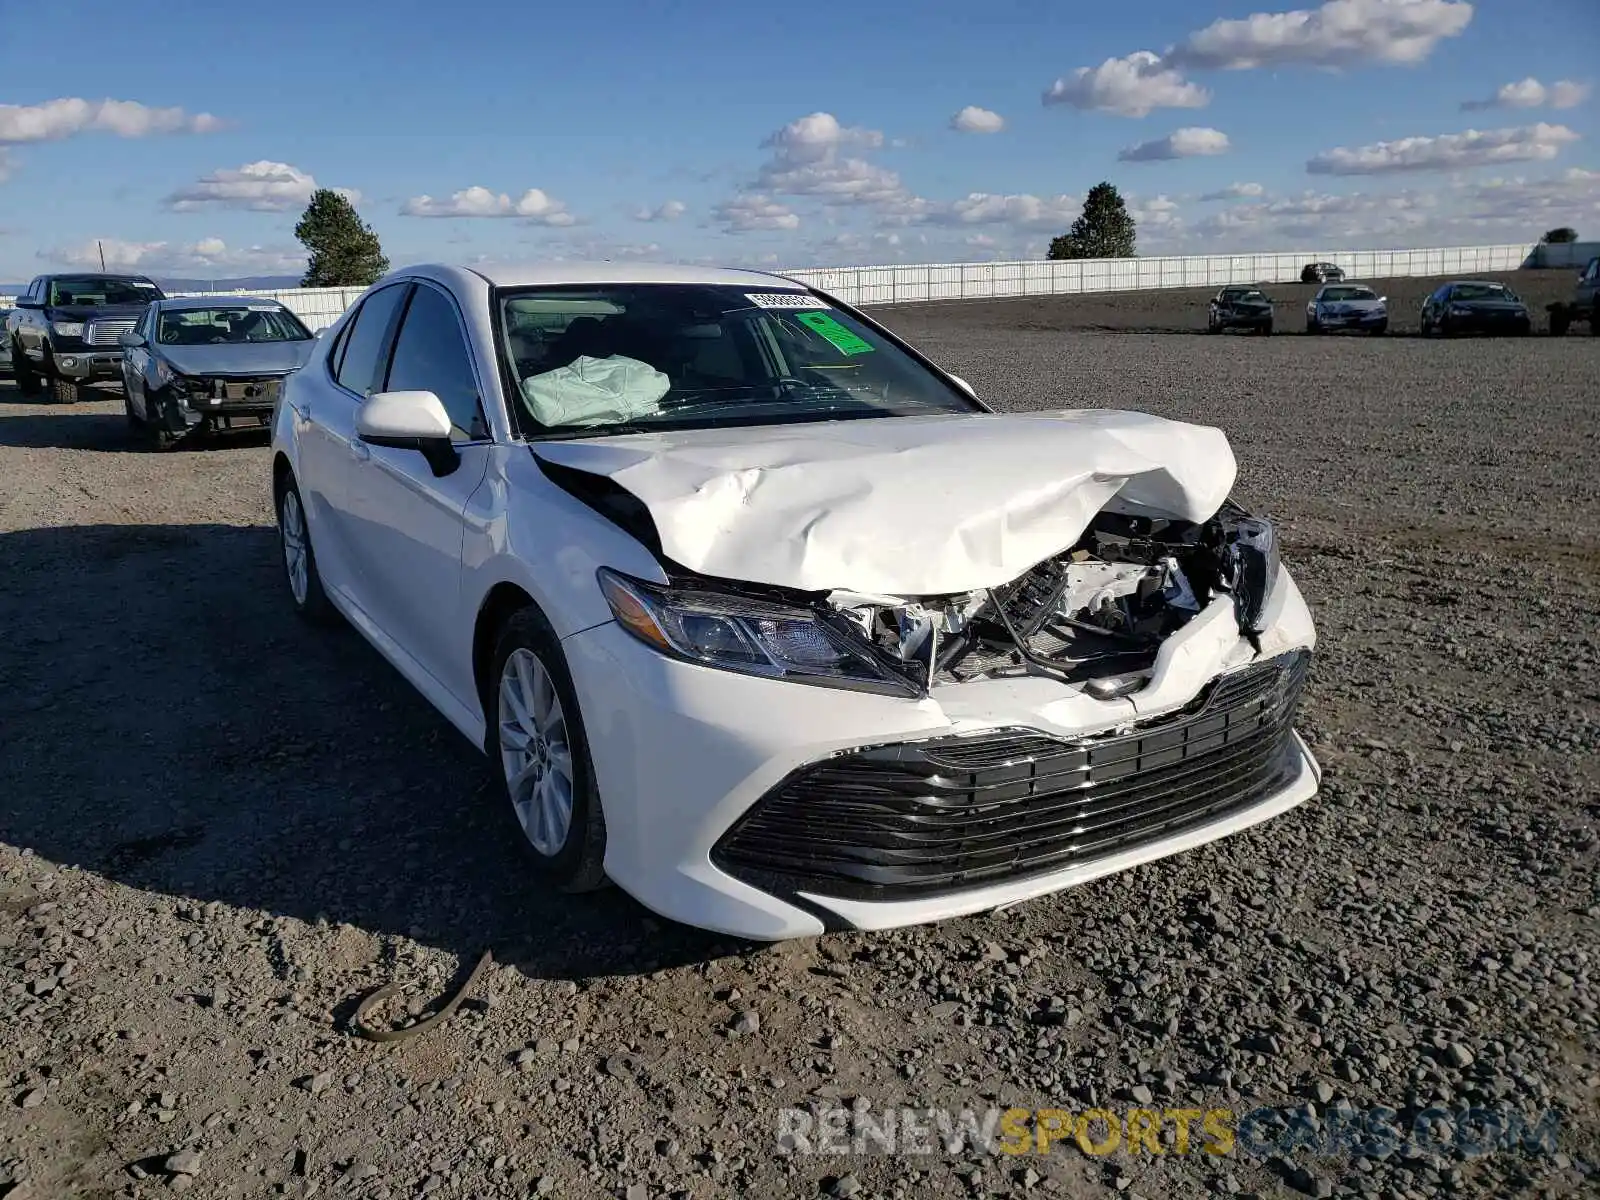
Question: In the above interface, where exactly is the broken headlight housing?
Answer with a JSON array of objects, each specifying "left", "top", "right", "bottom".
[
  {"left": 597, "top": 569, "right": 920, "bottom": 698},
  {"left": 1221, "top": 512, "right": 1279, "bottom": 634}
]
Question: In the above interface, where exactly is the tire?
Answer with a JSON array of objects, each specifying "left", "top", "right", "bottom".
[
  {"left": 1369, "top": 322, "right": 1387, "bottom": 337},
  {"left": 1550, "top": 310, "right": 1569, "bottom": 337},
  {"left": 487, "top": 606, "right": 608, "bottom": 893},
  {"left": 275, "top": 472, "right": 338, "bottom": 626},
  {"left": 42, "top": 352, "right": 80, "bottom": 403},
  {"left": 1590, "top": 313, "right": 1600, "bottom": 337},
  {"left": 1306, "top": 318, "right": 1320, "bottom": 335},
  {"left": 123, "top": 390, "right": 145, "bottom": 430},
  {"left": 1260, "top": 321, "right": 1273, "bottom": 336},
  {"left": 11, "top": 341, "right": 42, "bottom": 395}
]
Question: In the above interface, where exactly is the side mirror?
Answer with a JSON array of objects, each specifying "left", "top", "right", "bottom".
[
  {"left": 356, "top": 390, "right": 459, "bottom": 476},
  {"left": 947, "top": 374, "right": 978, "bottom": 399},
  {"left": 15, "top": 298, "right": 42, "bottom": 310},
  {"left": 118, "top": 331, "right": 146, "bottom": 348}
]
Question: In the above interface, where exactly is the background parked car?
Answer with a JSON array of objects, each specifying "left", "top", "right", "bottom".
[
  {"left": 1207, "top": 285, "right": 1274, "bottom": 334},
  {"left": 5, "top": 273, "right": 166, "bottom": 402},
  {"left": 1307, "top": 283, "right": 1387, "bottom": 335},
  {"left": 120, "top": 297, "right": 317, "bottom": 450},
  {"left": 1547, "top": 255, "right": 1600, "bottom": 336},
  {"left": 1300, "top": 262, "right": 1346, "bottom": 284},
  {"left": 1420, "top": 281, "right": 1532, "bottom": 337}
]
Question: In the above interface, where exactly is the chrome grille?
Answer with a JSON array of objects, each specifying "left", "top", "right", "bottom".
[{"left": 85, "top": 319, "right": 138, "bottom": 346}]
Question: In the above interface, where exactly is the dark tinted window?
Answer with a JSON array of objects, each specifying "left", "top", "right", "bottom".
[
  {"left": 334, "top": 284, "right": 409, "bottom": 398},
  {"left": 384, "top": 285, "right": 485, "bottom": 438}
]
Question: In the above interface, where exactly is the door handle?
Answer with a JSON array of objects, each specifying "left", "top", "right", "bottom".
[{"left": 349, "top": 437, "right": 370, "bottom": 462}]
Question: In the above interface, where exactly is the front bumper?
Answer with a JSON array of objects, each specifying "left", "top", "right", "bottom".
[
  {"left": 1218, "top": 311, "right": 1272, "bottom": 328},
  {"left": 1315, "top": 310, "right": 1386, "bottom": 329},
  {"left": 52, "top": 350, "right": 124, "bottom": 382},
  {"left": 562, "top": 565, "right": 1320, "bottom": 940},
  {"left": 152, "top": 377, "right": 284, "bottom": 435}
]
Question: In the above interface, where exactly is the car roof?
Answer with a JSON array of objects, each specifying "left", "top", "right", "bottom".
[
  {"left": 154, "top": 295, "right": 288, "bottom": 311},
  {"left": 1442, "top": 279, "right": 1506, "bottom": 287},
  {"left": 45, "top": 271, "right": 159, "bottom": 282},
  {"left": 396, "top": 261, "right": 808, "bottom": 291}
]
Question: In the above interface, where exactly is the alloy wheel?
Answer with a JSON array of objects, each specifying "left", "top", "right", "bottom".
[
  {"left": 498, "top": 648, "right": 575, "bottom": 857},
  {"left": 280, "top": 489, "right": 310, "bottom": 606}
]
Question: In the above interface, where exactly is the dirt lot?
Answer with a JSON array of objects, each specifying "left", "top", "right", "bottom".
[
  {"left": 1, "top": 273, "right": 1597, "bottom": 1200},
  {"left": 907, "top": 268, "right": 1584, "bottom": 337}
]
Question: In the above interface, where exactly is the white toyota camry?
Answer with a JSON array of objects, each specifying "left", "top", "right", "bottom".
[{"left": 270, "top": 263, "right": 1320, "bottom": 940}]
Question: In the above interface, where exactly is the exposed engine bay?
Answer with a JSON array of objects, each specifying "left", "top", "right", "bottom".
[{"left": 820, "top": 503, "right": 1278, "bottom": 691}]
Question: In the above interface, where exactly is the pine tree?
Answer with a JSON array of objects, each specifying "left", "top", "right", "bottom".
[
  {"left": 294, "top": 190, "right": 389, "bottom": 287},
  {"left": 1047, "top": 182, "right": 1137, "bottom": 260}
]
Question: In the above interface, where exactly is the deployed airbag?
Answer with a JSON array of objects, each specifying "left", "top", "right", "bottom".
[
  {"left": 521, "top": 355, "right": 670, "bottom": 428},
  {"left": 532, "top": 409, "right": 1239, "bottom": 595}
]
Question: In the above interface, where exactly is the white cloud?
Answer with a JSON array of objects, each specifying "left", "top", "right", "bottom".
[
  {"left": 1042, "top": 52, "right": 1210, "bottom": 117},
  {"left": 400, "top": 185, "right": 576, "bottom": 225},
  {"left": 950, "top": 106, "right": 1005, "bottom": 134},
  {"left": 1307, "top": 123, "right": 1579, "bottom": 174},
  {"left": 1167, "top": 0, "right": 1473, "bottom": 70},
  {"left": 761, "top": 112, "right": 883, "bottom": 164},
  {"left": 0, "top": 98, "right": 224, "bottom": 143},
  {"left": 1453, "top": 167, "right": 1600, "bottom": 222},
  {"left": 752, "top": 111, "right": 908, "bottom": 207},
  {"left": 0, "top": 149, "right": 12, "bottom": 183},
  {"left": 44, "top": 237, "right": 303, "bottom": 276},
  {"left": 923, "top": 192, "right": 1083, "bottom": 229},
  {"left": 1119, "top": 127, "right": 1231, "bottom": 162},
  {"left": 713, "top": 194, "right": 800, "bottom": 232},
  {"left": 633, "top": 200, "right": 687, "bottom": 222},
  {"left": 1461, "top": 78, "right": 1591, "bottom": 112},
  {"left": 1200, "top": 181, "right": 1266, "bottom": 200},
  {"left": 165, "top": 161, "right": 358, "bottom": 212}
]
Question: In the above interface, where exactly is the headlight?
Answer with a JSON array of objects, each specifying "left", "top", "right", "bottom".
[
  {"left": 1221, "top": 513, "right": 1280, "bottom": 634},
  {"left": 598, "top": 568, "right": 920, "bottom": 697},
  {"left": 52, "top": 320, "right": 84, "bottom": 337}
]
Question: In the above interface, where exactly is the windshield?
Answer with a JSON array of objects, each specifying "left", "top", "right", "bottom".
[
  {"left": 1221, "top": 288, "right": 1268, "bottom": 302},
  {"left": 157, "top": 306, "right": 312, "bottom": 346},
  {"left": 49, "top": 277, "right": 163, "bottom": 306},
  {"left": 1322, "top": 286, "right": 1376, "bottom": 302},
  {"left": 496, "top": 283, "right": 980, "bottom": 437},
  {"left": 1452, "top": 283, "right": 1516, "bottom": 302}
]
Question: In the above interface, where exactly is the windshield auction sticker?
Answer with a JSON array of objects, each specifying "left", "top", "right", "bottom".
[
  {"left": 745, "top": 292, "right": 827, "bottom": 309},
  {"left": 795, "top": 311, "right": 875, "bottom": 356}
]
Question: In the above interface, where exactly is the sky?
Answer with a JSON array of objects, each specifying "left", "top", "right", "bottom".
[{"left": 1, "top": 0, "right": 1597, "bottom": 282}]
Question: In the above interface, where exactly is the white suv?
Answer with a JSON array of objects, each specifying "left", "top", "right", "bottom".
[{"left": 271, "top": 263, "right": 1320, "bottom": 940}]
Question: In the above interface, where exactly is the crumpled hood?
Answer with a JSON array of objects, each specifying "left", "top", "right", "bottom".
[
  {"left": 533, "top": 409, "right": 1237, "bottom": 595},
  {"left": 159, "top": 340, "right": 314, "bottom": 377}
]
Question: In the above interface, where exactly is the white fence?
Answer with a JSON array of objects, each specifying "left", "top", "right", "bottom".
[{"left": 3, "top": 241, "right": 1591, "bottom": 329}]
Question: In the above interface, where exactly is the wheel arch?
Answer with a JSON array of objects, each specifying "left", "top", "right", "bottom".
[{"left": 472, "top": 581, "right": 540, "bottom": 747}]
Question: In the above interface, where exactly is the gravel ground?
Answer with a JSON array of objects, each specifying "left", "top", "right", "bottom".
[{"left": 1, "top": 272, "right": 1597, "bottom": 1200}]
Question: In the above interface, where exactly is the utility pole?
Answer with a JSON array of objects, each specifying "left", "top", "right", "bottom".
[{"left": 97, "top": 241, "right": 106, "bottom": 271}]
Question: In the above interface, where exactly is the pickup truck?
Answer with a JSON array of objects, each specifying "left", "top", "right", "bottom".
[
  {"left": 1548, "top": 255, "right": 1599, "bottom": 336},
  {"left": 5, "top": 272, "right": 167, "bottom": 401}
]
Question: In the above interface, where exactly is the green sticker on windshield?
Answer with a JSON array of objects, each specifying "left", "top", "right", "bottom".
[{"left": 795, "top": 310, "right": 875, "bottom": 356}]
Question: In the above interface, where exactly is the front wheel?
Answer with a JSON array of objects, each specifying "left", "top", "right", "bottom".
[
  {"left": 11, "top": 342, "right": 42, "bottom": 395},
  {"left": 1306, "top": 318, "right": 1320, "bottom": 335},
  {"left": 1259, "top": 321, "right": 1273, "bottom": 336},
  {"left": 46, "top": 354, "right": 80, "bottom": 403},
  {"left": 488, "top": 608, "right": 608, "bottom": 893},
  {"left": 1369, "top": 322, "right": 1387, "bottom": 337},
  {"left": 276, "top": 473, "right": 338, "bottom": 625}
]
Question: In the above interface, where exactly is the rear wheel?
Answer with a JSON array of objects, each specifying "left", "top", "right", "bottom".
[
  {"left": 489, "top": 608, "right": 608, "bottom": 893},
  {"left": 276, "top": 473, "right": 338, "bottom": 625}
]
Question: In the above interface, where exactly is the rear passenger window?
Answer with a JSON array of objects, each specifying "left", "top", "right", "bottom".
[
  {"left": 383, "top": 284, "right": 486, "bottom": 439},
  {"left": 334, "top": 283, "right": 410, "bottom": 398}
]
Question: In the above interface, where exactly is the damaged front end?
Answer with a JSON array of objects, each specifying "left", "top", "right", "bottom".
[{"left": 596, "top": 501, "right": 1280, "bottom": 702}]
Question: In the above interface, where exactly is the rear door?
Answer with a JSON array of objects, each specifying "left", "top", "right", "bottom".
[
  {"left": 295, "top": 281, "right": 412, "bottom": 602},
  {"left": 339, "top": 280, "right": 492, "bottom": 706}
]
